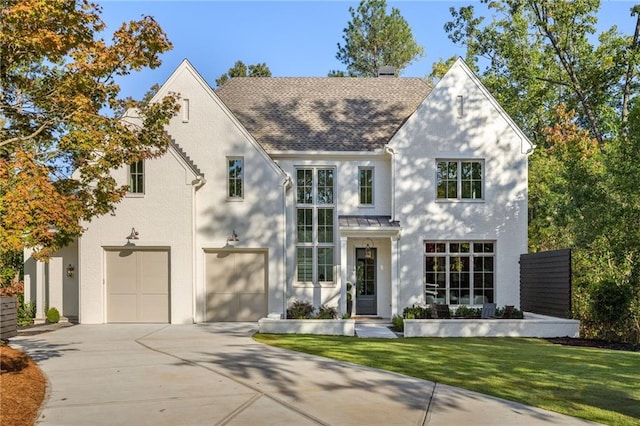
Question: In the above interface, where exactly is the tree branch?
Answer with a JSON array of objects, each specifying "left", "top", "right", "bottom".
[
  {"left": 529, "top": 1, "right": 605, "bottom": 150},
  {"left": 0, "top": 118, "right": 58, "bottom": 149},
  {"left": 621, "top": 5, "right": 640, "bottom": 136}
]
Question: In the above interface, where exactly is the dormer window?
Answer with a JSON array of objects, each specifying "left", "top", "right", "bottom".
[{"left": 129, "top": 160, "right": 144, "bottom": 194}]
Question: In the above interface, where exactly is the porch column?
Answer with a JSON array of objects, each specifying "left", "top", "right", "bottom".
[
  {"left": 391, "top": 235, "right": 400, "bottom": 317},
  {"left": 340, "top": 236, "right": 348, "bottom": 315},
  {"left": 34, "top": 260, "right": 46, "bottom": 324},
  {"left": 48, "top": 256, "right": 64, "bottom": 319}
]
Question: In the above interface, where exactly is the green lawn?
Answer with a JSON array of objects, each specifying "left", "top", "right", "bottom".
[{"left": 253, "top": 334, "right": 639, "bottom": 425}]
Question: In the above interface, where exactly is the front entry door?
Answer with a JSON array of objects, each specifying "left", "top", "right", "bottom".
[{"left": 356, "top": 247, "right": 376, "bottom": 315}]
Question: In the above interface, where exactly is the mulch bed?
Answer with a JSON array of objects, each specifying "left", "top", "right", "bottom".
[
  {"left": 546, "top": 337, "right": 640, "bottom": 352},
  {"left": 0, "top": 343, "right": 47, "bottom": 426}
]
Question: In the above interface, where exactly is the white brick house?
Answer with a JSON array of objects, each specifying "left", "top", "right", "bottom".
[{"left": 24, "top": 58, "right": 534, "bottom": 323}]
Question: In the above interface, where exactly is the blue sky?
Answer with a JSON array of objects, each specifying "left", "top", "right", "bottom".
[{"left": 98, "top": 1, "right": 638, "bottom": 99}]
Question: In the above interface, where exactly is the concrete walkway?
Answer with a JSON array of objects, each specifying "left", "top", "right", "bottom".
[
  {"left": 355, "top": 322, "right": 398, "bottom": 338},
  {"left": 11, "top": 324, "right": 596, "bottom": 425}
]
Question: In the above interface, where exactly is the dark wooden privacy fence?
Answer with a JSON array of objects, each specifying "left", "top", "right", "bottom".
[
  {"left": 0, "top": 297, "right": 17, "bottom": 339},
  {"left": 520, "top": 249, "right": 572, "bottom": 318}
]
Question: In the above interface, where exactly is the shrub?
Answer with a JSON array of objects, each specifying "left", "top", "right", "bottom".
[
  {"left": 315, "top": 305, "right": 338, "bottom": 319},
  {"left": 0, "top": 280, "right": 23, "bottom": 298},
  {"left": 454, "top": 306, "right": 481, "bottom": 319},
  {"left": 1, "top": 282, "right": 35, "bottom": 326},
  {"left": 286, "top": 300, "right": 314, "bottom": 319},
  {"left": 495, "top": 306, "right": 524, "bottom": 319},
  {"left": 391, "top": 315, "right": 404, "bottom": 332},
  {"left": 586, "top": 279, "right": 633, "bottom": 342},
  {"left": 46, "top": 307, "right": 60, "bottom": 324},
  {"left": 589, "top": 279, "right": 632, "bottom": 324},
  {"left": 403, "top": 304, "right": 432, "bottom": 319}
]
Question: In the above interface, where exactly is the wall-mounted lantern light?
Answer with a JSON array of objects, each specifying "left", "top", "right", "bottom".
[
  {"left": 66, "top": 264, "right": 75, "bottom": 278},
  {"left": 126, "top": 227, "right": 139, "bottom": 240},
  {"left": 363, "top": 238, "right": 375, "bottom": 259}
]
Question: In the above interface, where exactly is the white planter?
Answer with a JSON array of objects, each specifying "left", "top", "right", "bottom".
[
  {"left": 258, "top": 318, "right": 356, "bottom": 336},
  {"left": 404, "top": 313, "right": 579, "bottom": 338}
]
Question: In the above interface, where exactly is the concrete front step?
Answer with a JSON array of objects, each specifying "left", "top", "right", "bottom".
[{"left": 354, "top": 322, "right": 398, "bottom": 339}]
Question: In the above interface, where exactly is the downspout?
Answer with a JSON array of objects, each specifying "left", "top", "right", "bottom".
[
  {"left": 385, "top": 146, "right": 397, "bottom": 222},
  {"left": 386, "top": 146, "right": 400, "bottom": 315},
  {"left": 282, "top": 175, "right": 292, "bottom": 318},
  {"left": 191, "top": 175, "right": 205, "bottom": 323}
]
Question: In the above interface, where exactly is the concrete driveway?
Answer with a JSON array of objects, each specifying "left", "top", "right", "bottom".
[{"left": 12, "top": 324, "right": 595, "bottom": 425}]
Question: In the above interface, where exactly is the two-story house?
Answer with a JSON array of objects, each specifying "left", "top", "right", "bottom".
[{"left": 23, "top": 58, "right": 534, "bottom": 324}]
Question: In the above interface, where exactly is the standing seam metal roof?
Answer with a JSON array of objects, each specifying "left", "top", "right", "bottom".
[{"left": 215, "top": 77, "right": 432, "bottom": 152}]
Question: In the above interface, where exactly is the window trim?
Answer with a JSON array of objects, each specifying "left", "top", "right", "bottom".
[
  {"left": 436, "top": 159, "right": 485, "bottom": 202},
  {"left": 424, "top": 240, "right": 495, "bottom": 305},
  {"left": 294, "top": 167, "right": 336, "bottom": 287},
  {"left": 358, "top": 166, "right": 374, "bottom": 206},
  {"left": 227, "top": 156, "right": 244, "bottom": 201},
  {"left": 128, "top": 159, "right": 144, "bottom": 196}
]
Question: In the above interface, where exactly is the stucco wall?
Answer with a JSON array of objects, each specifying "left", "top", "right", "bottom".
[
  {"left": 79, "top": 149, "right": 196, "bottom": 324},
  {"left": 153, "top": 62, "right": 287, "bottom": 322},
  {"left": 274, "top": 155, "right": 393, "bottom": 313},
  {"left": 389, "top": 60, "right": 530, "bottom": 311}
]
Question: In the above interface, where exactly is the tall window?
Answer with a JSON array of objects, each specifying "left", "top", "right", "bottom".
[
  {"left": 129, "top": 160, "right": 144, "bottom": 194},
  {"left": 296, "top": 167, "right": 335, "bottom": 283},
  {"left": 227, "top": 157, "right": 243, "bottom": 199},
  {"left": 359, "top": 167, "right": 374, "bottom": 205},
  {"left": 424, "top": 241, "right": 494, "bottom": 305},
  {"left": 436, "top": 160, "right": 483, "bottom": 200}
]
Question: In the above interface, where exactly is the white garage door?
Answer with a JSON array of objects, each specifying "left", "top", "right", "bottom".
[
  {"left": 106, "top": 249, "right": 169, "bottom": 323},
  {"left": 205, "top": 250, "right": 267, "bottom": 321}
]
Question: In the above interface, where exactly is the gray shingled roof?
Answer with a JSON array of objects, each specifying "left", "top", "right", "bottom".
[{"left": 216, "top": 77, "right": 432, "bottom": 152}]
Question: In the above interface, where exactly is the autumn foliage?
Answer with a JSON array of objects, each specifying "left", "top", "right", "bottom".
[{"left": 0, "top": 0, "right": 180, "bottom": 259}]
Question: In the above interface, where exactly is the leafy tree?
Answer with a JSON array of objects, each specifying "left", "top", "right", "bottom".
[
  {"left": 0, "top": 0, "right": 180, "bottom": 259},
  {"left": 327, "top": 70, "right": 348, "bottom": 77},
  {"left": 444, "top": 0, "right": 639, "bottom": 148},
  {"left": 427, "top": 56, "right": 457, "bottom": 85},
  {"left": 336, "top": 0, "right": 424, "bottom": 77},
  {"left": 442, "top": 0, "right": 640, "bottom": 342},
  {"left": 215, "top": 60, "right": 271, "bottom": 87}
]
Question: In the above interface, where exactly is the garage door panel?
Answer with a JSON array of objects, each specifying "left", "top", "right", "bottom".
[
  {"left": 141, "top": 294, "right": 169, "bottom": 323},
  {"left": 107, "top": 249, "right": 170, "bottom": 323},
  {"left": 140, "top": 251, "right": 169, "bottom": 294},
  {"left": 206, "top": 292, "right": 238, "bottom": 322},
  {"left": 206, "top": 254, "right": 234, "bottom": 293},
  {"left": 205, "top": 251, "right": 266, "bottom": 321},
  {"left": 106, "top": 251, "right": 137, "bottom": 294},
  {"left": 108, "top": 295, "right": 137, "bottom": 323},
  {"left": 237, "top": 293, "right": 265, "bottom": 321},
  {"left": 241, "top": 266, "right": 265, "bottom": 294}
]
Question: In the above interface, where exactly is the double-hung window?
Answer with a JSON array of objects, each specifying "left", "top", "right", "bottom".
[
  {"left": 129, "top": 160, "right": 144, "bottom": 194},
  {"left": 358, "top": 167, "right": 374, "bottom": 206},
  {"left": 296, "top": 168, "right": 335, "bottom": 284},
  {"left": 227, "top": 157, "right": 244, "bottom": 199},
  {"left": 436, "top": 160, "right": 483, "bottom": 200},
  {"left": 424, "top": 241, "right": 495, "bottom": 305}
]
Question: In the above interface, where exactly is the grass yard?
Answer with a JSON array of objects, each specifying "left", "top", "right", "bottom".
[{"left": 253, "top": 334, "right": 639, "bottom": 425}]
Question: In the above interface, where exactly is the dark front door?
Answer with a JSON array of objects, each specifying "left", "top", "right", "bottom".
[{"left": 356, "top": 248, "right": 376, "bottom": 315}]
